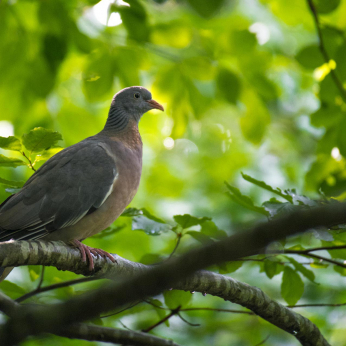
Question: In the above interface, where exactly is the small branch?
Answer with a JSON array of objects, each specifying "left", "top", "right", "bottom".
[
  {"left": 16, "top": 276, "right": 97, "bottom": 303},
  {"left": 307, "top": 0, "right": 346, "bottom": 102},
  {"left": 21, "top": 151, "right": 36, "bottom": 172},
  {"left": 285, "top": 249, "right": 346, "bottom": 268},
  {"left": 177, "top": 313, "right": 200, "bottom": 327},
  {"left": 289, "top": 302, "right": 346, "bottom": 308},
  {"left": 167, "top": 233, "right": 182, "bottom": 260},
  {"left": 254, "top": 335, "right": 270, "bottom": 346},
  {"left": 143, "top": 306, "right": 181, "bottom": 333}
]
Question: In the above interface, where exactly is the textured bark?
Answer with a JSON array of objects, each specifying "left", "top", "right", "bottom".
[{"left": 0, "top": 239, "right": 329, "bottom": 346}]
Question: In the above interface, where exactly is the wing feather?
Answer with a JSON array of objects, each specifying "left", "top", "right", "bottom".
[{"left": 0, "top": 138, "right": 117, "bottom": 241}]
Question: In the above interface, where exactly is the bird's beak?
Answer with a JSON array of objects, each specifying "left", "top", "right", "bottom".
[{"left": 146, "top": 99, "right": 164, "bottom": 111}]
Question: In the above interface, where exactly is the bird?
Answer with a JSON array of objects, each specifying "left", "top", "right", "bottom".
[{"left": 0, "top": 86, "right": 164, "bottom": 280}]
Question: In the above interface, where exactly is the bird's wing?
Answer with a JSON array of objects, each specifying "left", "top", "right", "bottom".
[{"left": 0, "top": 138, "right": 117, "bottom": 241}]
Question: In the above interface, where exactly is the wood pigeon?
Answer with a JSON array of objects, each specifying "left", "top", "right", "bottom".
[{"left": 0, "top": 86, "right": 164, "bottom": 278}]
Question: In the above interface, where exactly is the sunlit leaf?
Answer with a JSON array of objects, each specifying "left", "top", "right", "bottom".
[
  {"left": 0, "top": 177, "right": 24, "bottom": 188},
  {"left": 0, "top": 155, "right": 26, "bottom": 168},
  {"left": 22, "top": 127, "right": 62, "bottom": 153},
  {"left": 0, "top": 280, "right": 27, "bottom": 299},
  {"left": 0, "top": 136, "right": 22, "bottom": 151},
  {"left": 225, "top": 182, "right": 269, "bottom": 216},
  {"left": 241, "top": 173, "right": 293, "bottom": 203},
  {"left": 174, "top": 214, "right": 211, "bottom": 229}
]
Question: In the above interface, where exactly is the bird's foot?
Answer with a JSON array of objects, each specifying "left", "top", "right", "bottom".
[{"left": 70, "top": 239, "right": 116, "bottom": 271}]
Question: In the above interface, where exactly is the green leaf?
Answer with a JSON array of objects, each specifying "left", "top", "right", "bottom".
[
  {"left": 174, "top": 214, "right": 211, "bottom": 229},
  {"left": 0, "top": 155, "right": 26, "bottom": 168},
  {"left": 0, "top": 177, "right": 24, "bottom": 188},
  {"left": 225, "top": 182, "right": 269, "bottom": 216},
  {"left": 216, "top": 68, "right": 241, "bottom": 105},
  {"left": 0, "top": 280, "right": 27, "bottom": 299},
  {"left": 132, "top": 215, "right": 171, "bottom": 236},
  {"left": 121, "top": 208, "right": 144, "bottom": 217},
  {"left": 22, "top": 127, "right": 62, "bottom": 153},
  {"left": 200, "top": 221, "right": 227, "bottom": 240},
  {"left": 313, "top": 0, "right": 340, "bottom": 14},
  {"left": 218, "top": 261, "right": 243, "bottom": 274},
  {"left": 285, "top": 257, "right": 316, "bottom": 283},
  {"left": 164, "top": 290, "right": 192, "bottom": 309},
  {"left": 114, "top": 0, "right": 150, "bottom": 42},
  {"left": 186, "top": 231, "right": 214, "bottom": 244},
  {"left": 263, "top": 198, "right": 298, "bottom": 218},
  {"left": 333, "top": 265, "right": 346, "bottom": 276},
  {"left": 0, "top": 136, "right": 22, "bottom": 151},
  {"left": 241, "top": 173, "right": 293, "bottom": 203},
  {"left": 296, "top": 45, "right": 324, "bottom": 69},
  {"left": 264, "top": 259, "right": 283, "bottom": 279},
  {"left": 28, "top": 265, "right": 41, "bottom": 281},
  {"left": 186, "top": 0, "right": 225, "bottom": 18},
  {"left": 281, "top": 267, "right": 304, "bottom": 305}
]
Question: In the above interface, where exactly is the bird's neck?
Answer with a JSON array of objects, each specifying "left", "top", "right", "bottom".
[
  {"left": 103, "top": 106, "right": 130, "bottom": 132},
  {"left": 100, "top": 119, "right": 142, "bottom": 150}
]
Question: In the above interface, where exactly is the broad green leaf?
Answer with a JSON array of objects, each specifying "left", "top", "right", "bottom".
[
  {"left": 216, "top": 68, "right": 241, "bottom": 105},
  {"left": 218, "top": 261, "right": 243, "bottom": 274},
  {"left": 296, "top": 45, "right": 324, "bottom": 69},
  {"left": 132, "top": 215, "right": 171, "bottom": 235},
  {"left": 281, "top": 267, "right": 304, "bottom": 305},
  {"left": 35, "top": 148, "right": 63, "bottom": 161},
  {"left": 241, "top": 173, "right": 293, "bottom": 203},
  {"left": 263, "top": 198, "right": 296, "bottom": 218},
  {"left": 0, "top": 155, "right": 26, "bottom": 168},
  {"left": 22, "top": 128, "right": 62, "bottom": 153},
  {"left": 28, "top": 265, "right": 41, "bottom": 282},
  {"left": 333, "top": 265, "right": 346, "bottom": 276},
  {"left": 264, "top": 259, "right": 283, "bottom": 279},
  {"left": 164, "top": 290, "right": 192, "bottom": 309},
  {"left": 113, "top": 0, "right": 149, "bottom": 42},
  {"left": 0, "top": 280, "right": 27, "bottom": 299},
  {"left": 200, "top": 221, "right": 227, "bottom": 239},
  {"left": 0, "top": 177, "right": 24, "bottom": 188},
  {"left": 186, "top": 231, "right": 214, "bottom": 244},
  {"left": 174, "top": 214, "right": 211, "bottom": 229},
  {"left": 0, "top": 136, "right": 22, "bottom": 151},
  {"left": 225, "top": 182, "right": 269, "bottom": 216},
  {"left": 313, "top": 0, "right": 340, "bottom": 13},
  {"left": 285, "top": 257, "right": 316, "bottom": 283},
  {"left": 186, "top": 0, "right": 225, "bottom": 18}
]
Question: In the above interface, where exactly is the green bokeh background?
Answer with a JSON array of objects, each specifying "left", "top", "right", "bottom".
[{"left": 1, "top": 0, "right": 346, "bottom": 345}]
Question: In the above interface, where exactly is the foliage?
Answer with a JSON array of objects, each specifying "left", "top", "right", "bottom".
[{"left": 1, "top": 0, "right": 346, "bottom": 345}]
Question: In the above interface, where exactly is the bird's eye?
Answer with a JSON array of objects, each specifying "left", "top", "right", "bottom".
[{"left": 134, "top": 93, "right": 140, "bottom": 99}]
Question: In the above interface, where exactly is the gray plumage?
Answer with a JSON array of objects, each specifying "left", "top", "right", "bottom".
[{"left": 0, "top": 86, "right": 164, "bottom": 277}]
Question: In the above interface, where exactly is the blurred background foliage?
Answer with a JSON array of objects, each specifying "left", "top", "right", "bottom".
[{"left": 1, "top": 0, "right": 346, "bottom": 345}]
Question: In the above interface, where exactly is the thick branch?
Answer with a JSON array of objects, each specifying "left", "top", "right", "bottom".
[
  {"left": 0, "top": 292, "right": 178, "bottom": 346},
  {"left": 2, "top": 202, "right": 345, "bottom": 345}
]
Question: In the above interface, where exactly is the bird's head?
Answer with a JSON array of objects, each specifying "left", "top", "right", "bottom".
[{"left": 105, "top": 86, "right": 164, "bottom": 132}]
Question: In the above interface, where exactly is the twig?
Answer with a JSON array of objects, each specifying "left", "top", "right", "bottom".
[
  {"left": 177, "top": 312, "right": 200, "bottom": 327},
  {"left": 307, "top": 0, "right": 346, "bottom": 102},
  {"left": 21, "top": 151, "right": 36, "bottom": 172},
  {"left": 16, "top": 276, "right": 97, "bottom": 303},
  {"left": 289, "top": 302, "right": 346, "bottom": 308},
  {"left": 167, "top": 233, "right": 182, "bottom": 260},
  {"left": 101, "top": 301, "right": 142, "bottom": 319},
  {"left": 285, "top": 249, "right": 346, "bottom": 268},
  {"left": 142, "top": 306, "right": 181, "bottom": 333},
  {"left": 36, "top": 266, "right": 45, "bottom": 291}
]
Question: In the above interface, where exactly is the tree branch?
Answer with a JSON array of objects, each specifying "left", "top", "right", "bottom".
[
  {"left": 2, "top": 202, "right": 345, "bottom": 345},
  {"left": 307, "top": 0, "right": 346, "bottom": 102},
  {"left": 0, "top": 291, "right": 179, "bottom": 346}
]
